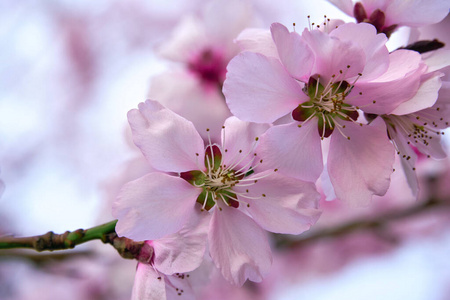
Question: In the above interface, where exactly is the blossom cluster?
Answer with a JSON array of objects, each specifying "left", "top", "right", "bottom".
[{"left": 112, "top": 0, "right": 450, "bottom": 299}]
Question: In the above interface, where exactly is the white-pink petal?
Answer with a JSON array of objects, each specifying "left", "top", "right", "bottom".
[
  {"left": 113, "top": 173, "right": 201, "bottom": 241},
  {"left": 388, "top": 126, "right": 419, "bottom": 197},
  {"left": 390, "top": 73, "right": 442, "bottom": 115},
  {"left": 202, "top": 0, "right": 255, "bottom": 49},
  {"left": 423, "top": 49, "right": 450, "bottom": 74},
  {"left": 221, "top": 117, "right": 270, "bottom": 171},
  {"left": 256, "top": 120, "right": 323, "bottom": 182},
  {"left": 158, "top": 16, "right": 208, "bottom": 63},
  {"left": 128, "top": 100, "right": 205, "bottom": 173},
  {"left": 235, "top": 171, "right": 321, "bottom": 234},
  {"left": 271, "top": 22, "right": 314, "bottom": 82},
  {"left": 152, "top": 210, "right": 209, "bottom": 275},
  {"left": 328, "top": 118, "right": 395, "bottom": 205},
  {"left": 131, "top": 263, "right": 166, "bottom": 300},
  {"left": 223, "top": 52, "right": 306, "bottom": 123},
  {"left": 330, "top": 22, "right": 389, "bottom": 82},
  {"left": 301, "top": 27, "right": 366, "bottom": 82},
  {"left": 385, "top": 0, "right": 450, "bottom": 27},
  {"left": 350, "top": 50, "right": 425, "bottom": 114},
  {"left": 327, "top": 0, "right": 355, "bottom": 16},
  {"left": 235, "top": 28, "right": 279, "bottom": 58},
  {"left": 208, "top": 204, "right": 272, "bottom": 286},
  {"left": 148, "top": 71, "right": 231, "bottom": 143},
  {"left": 164, "top": 274, "right": 196, "bottom": 300}
]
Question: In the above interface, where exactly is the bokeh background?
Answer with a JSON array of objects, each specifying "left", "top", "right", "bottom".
[{"left": 0, "top": 1, "right": 449, "bottom": 299}]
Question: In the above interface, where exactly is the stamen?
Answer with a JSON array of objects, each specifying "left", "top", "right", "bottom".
[
  {"left": 222, "top": 193, "right": 251, "bottom": 207},
  {"left": 201, "top": 191, "right": 210, "bottom": 211},
  {"left": 221, "top": 125, "right": 226, "bottom": 153},
  {"left": 235, "top": 170, "right": 277, "bottom": 184},
  {"left": 233, "top": 151, "right": 263, "bottom": 176},
  {"left": 334, "top": 121, "right": 351, "bottom": 140},
  {"left": 219, "top": 193, "right": 231, "bottom": 207},
  {"left": 226, "top": 139, "right": 259, "bottom": 171},
  {"left": 233, "top": 191, "right": 262, "bottom": 201},
  {"left": 194, "top": 153, "right": 207, "bottom": 175},
  {"left": 315, "top": 75, "right": 321, "bottom": 98}
]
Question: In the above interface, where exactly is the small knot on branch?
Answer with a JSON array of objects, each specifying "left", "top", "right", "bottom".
[
  {"left": 102, "top": 232, "right": 153, "bottom": 263},
  {"left": 33, "top": 229, "right": 85, "bottom": 252}
]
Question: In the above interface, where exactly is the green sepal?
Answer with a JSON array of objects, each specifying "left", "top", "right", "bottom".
[
  {"left": 196, "top": 189, "right": 216, "bottom": 211},
  {"left": 205, "top": 145, "right": 222, "bottom": 171},
  {"left": 180, "top": 170, "right": 206, "bottom": 186}
]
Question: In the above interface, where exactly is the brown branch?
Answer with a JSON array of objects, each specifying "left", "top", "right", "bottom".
[{"left": 0, "top": 220, "right": 153, "bottom": 263}]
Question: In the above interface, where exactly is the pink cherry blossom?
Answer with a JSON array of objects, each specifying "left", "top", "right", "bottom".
[
  {"left": 224, "top": 22, "right": 402, "bottom": 204},
  {"left": 131, "top": 211, "right": 208, "bottom": 300},
  {"left": 113, "top": 100, "right": 321, "bottom": 286},
  {"left": 328, "top": 0, "right": 450, "bottom": 36},
  {"left": 149, "top": 0, "right": 259, "bottom": 142},
  {"left": 382, "top": 81, "right": 450, "bottom": 196}
]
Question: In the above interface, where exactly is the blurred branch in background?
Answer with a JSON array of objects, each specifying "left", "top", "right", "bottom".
[{"left": 277, "top": 196, "right": 450, "bottom": 249}]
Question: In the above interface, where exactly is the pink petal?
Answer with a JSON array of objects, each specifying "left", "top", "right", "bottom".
[
  {"left": 208, "top": 204, "right": 272, "bottom": 286},
  {"left": 271, "top": 23, "right": 314, "bottom": 82},
  {"left": 327, "top": 0, "right": 355, "bottom": 16},
  {"left": 330, "top": 22, "right": 389, "bottom": 82},
  {"left": 390, "top": 73, "right": 442, "bottom": 115},
  {"left": 165, "top": 274, "right": 196, "bottom": 300},
  {"left": 301, "top": 27, "right": 366, "bottom": 82},
  {"left": 235, "top": 28, "right": 279, "bottom": 58},
  {"left": 361, "top": 0, "right": 390, "bottom": 14},
  {"left": 350, "top": 50, "right": 425, "bottom": 114},
  {"left": 385, "top": 0, "right": 450, "bottom": 27},
  {"left": 113, "top": 172, "right": 201, "bottom": 241},
  {"left": 148, "top": 71, "right": 231, "bottom": 143},
  {"left": 131, "top": 263, "right": 166, "bottom": 300},
  {"left": 328, "top": 118, "right": 395, "bottom": 205},
  {"left": 388, "top": 126, "right": 419, "bottom": 197},
  {"left": 320, "top": 164, "right": 337, "bottom": 201},
  {"left": 372, "top": 50, "right": 423, "bottom": 82},
  {"left": 234, "top": 171, "right": 321, "bottom": 234},
  {"left": 223, "top": 52, "right": 306, "bottom": 123},
  {"left": 152, "top": 210, "right": 209, "bottom": 275},
  {"left": 221, "top": 117, "right": 270, "bottom": 171},
  {"left": 255, "top": 120, "right": 323, "bottom": 182},
  {"left": 202, "top": 0, "right": 254, "bottom": 47},
  {"left": 423, "top": 49, "right": 450, "bottom": 74},
  {"left": 158, "top": 16, "right": 207, "bottom": 63},
  {"left": 128, "top": 100, "right": 205, "bottom": 173}
]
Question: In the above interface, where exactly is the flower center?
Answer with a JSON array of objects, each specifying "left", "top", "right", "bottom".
[
  {"left": 187, "top": 48, "right": 226, "bottom": 88},
  {"left": 292, "top": 74, "right": 359, "bottom": 138},
  {"left": 383, "top": 110, "right": 447, "bottom": 156},
  {"left": 181, "top": 129, "right": 274, "bottom": 212},
  {"left": 181, "top": 145, "right": 250, "bottom": 211},
  {"left": 353, "top": 2, "right": 398, "bottom": 37}
]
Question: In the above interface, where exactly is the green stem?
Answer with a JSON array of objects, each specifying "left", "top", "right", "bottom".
[
  {"left": 0, "top": 220, "right": 153, "bottom": 263},
  {"left": 0, "top": 220, "right": 118, "bottom": 251}
]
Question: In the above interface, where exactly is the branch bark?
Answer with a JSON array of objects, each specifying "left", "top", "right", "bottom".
[
  {"left": 0, "top": 220, "right": 118, "bottom": 251},
  {"left": 0, "top": 220, "right": 153, "bottom": 263}
]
